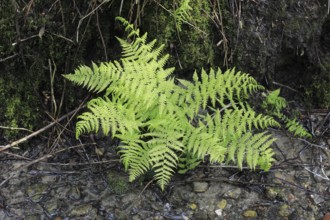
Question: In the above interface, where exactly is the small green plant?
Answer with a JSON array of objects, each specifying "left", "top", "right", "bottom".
[
  {"left": 63, "top": 17, "right": 309, "bottom": 190},
  {"left": 173, "top": 0, "right": 192, "bottom": 31},
  {"left": 262, "top": 89, "right": 312, "bottom": 138}
]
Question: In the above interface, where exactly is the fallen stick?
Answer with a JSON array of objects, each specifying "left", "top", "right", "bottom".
[{"left": 0, "top": 106, "right": 83, "bottom": 153}]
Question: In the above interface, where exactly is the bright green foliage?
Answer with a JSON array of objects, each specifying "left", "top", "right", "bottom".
[
  {"left": 63, "top": 17, "right": 304, "bottom": 190},
  {"left": 173, "top": 0, "right": 192, "bottom": 31},
  {"left": 262, "top": 89, "right": 312, "bottom": 138}
]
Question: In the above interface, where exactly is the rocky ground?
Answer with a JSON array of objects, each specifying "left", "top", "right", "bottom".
[{"left": 0, "top": 112, "right": 329, "bottom": 220}]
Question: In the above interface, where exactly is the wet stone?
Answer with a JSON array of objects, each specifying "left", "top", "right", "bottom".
[
  {"left": 100, "top": 193, "right": 119, "bottom": 210},
  {"left": 0, "top": 210, "right": 6, "bottom": 220},
  {"left": 224, "top": 188, "right": 242, "bottom": 199},
  {"left": 193, "top": 182, "right": 209, "bottom": 193},
  {"left": 132, "top": 214, "right": 142, "bottom": 220},
  {"left": 188, "top": 203, "right": 198, "bottom": 210},
  {"left": 243, "top": 210, "right": 257, "bottom": 218},
  {"left": 311, "top": 194, "right": 326, "bottom": 205},
  {"left": 54, "top": 185, "right": 71, "bottom": 199},
  {"left": 265, "top": 187, "right": 279, "bottom": 200},
  {"left": 69, "top": 204, "right": 96, "bottom": 218},
  {"left": 68, "top": 186, "right": 81, "bottom": 200},
  {"left": 217, "top": 199, "right": 227, "bottom": 209},
  {"left": 193, "top": 210, "right": 209, "bottom": 219},
  {"left": 26, "top": 184, "right": 48, "bottom": 202},
  {"left": 121, "top": 192, "right": 138, "bottom": 205},
  {"left": 278, "top": 204, "right": 293, "bottom": 217},
  {"left": 24, "top": 215, "right": 41, "bottom": 220},
  {"left": 8, "top": 190, "right": 25, "bottom": 204},
  {"left": 44, "top": 198, "right": 58, "bottom": 216},
  {"left": 41, "top": 175, "right": 57, "bottom": 184}
]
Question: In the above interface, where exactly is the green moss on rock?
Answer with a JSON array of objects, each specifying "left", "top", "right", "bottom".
[{"left": 142, "top": 0, "right": 214, "bottom": 76}]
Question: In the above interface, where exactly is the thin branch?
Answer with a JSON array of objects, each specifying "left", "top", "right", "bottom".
[
  {"left": 0, "top": 125, "right": 34, "bottom": 133},
  {"left": 0, "top": 53, "right": 18, "bottom": 62},
  {"left": 49, "top": 32, "right": 75, "bottom": 44},
  {"left": 96, "top": 9, "right": 108, "bottom": 60},
  {"left": 298, "top": 138, "right": 330, "bottom": 152},
  {"left": 12, "top": 34, "right": 39, "bottom": 46},
  {"left": 304, "top": 167, "right": 330, "bottom": 181},
  {"left": 272, "top": 81, "right": 299, "bottom": 93},
  {"left": 0, "top": 106, "right": 83, "bottom": 153},
  {"left": 76, "top": 0, "right": 108, "bottom": 43}
]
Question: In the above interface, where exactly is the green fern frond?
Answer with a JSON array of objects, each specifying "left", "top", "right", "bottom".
[
  {"left": 262, "top": 89, "right": 311, "bottom": 138},
  {"left": 115, "top": 16, "right": 140, "bottom": 38},
  {"left": 285, "top": 118, "right": 312, "bottom": 138},
  {"left": 245, "top": 132, "right": 274, "bottom": 170},
  {"left": 118, "top": 137, "right": 151, "bottom": 181},
  {"left": 63, "top": 62, "right": 122, "bottom": 94},
  {"left": 173, "top": 0, "right": 192, "bottom": 31},
  {"left": 76, "top": 97, "right": 140, "bottom": 138},
  {"left": 178, "top": 152, "right": 201, "bottom": 174}
]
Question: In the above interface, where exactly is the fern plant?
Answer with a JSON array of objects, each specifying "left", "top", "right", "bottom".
[
  {"left": 173, "top": 0, "right": 192, "bottom": 31},
  {"left": 63, "top": 17, "right": 309, "bottom": 190},
  {"left": 262, "top": 89, "right": 312, "bottom": 138}
]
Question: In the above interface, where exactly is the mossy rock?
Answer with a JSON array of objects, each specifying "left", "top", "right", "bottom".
[{"left": 107, "top": 171, "right": 130, "bottom": 195}]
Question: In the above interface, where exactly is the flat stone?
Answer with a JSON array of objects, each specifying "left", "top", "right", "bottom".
[
  {"left": 193, "top": 182, "right": 209, "bottom": 193},
  {"left": 278, "top": 204, "right": 292, "bottom": 217},
  {"left": 217, "top": 199, "right": 227, "bottom": 209},
  {"left": 265, "top": 187, "right": 278, "bottom": 200},
  {"left": 242, "top": 210, "right": 257, "bottom": 218},
  {"left": 224, "top": 188, "right": 242, "bottom": 199},
  {"left": 26, "top": 184, "right": 47, "bottom": 203},
  {"left": 69, "top": 204, "right": 96, "bottom": 217}
]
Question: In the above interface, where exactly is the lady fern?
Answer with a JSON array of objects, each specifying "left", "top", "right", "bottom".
[
  {"left": 173, "top": 0, "right": 192, "bottom": 31},
  {"left": 262, "top": 89, "right": 312, "bottom": 138},
  {"left": 63, "top": 17, "right": 310, "bottom": 190}
]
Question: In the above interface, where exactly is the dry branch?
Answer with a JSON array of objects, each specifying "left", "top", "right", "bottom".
[{"left": 0, "top": 106, "right": 83, "bottom": 153}]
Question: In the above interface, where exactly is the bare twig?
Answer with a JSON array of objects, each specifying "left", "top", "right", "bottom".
[
  {"left": 0, "top": 126, "right": 34, "bottom": 133},
  {"left": 41, "top": 159, "right": 120, "bottom": 166},
  {"left": 0, "top": 106, "right": 83, "bottom": 153},
  {"left": 298, "top": 138, "right": 330, "bottom": 152},
  {"left": 49, "top": 32, "right": 75, "bottom": 44},
  {"left": 48, "top": 58, "right": 57, "bottom": 115},
  {"left": 0, "top": 53, "right": 18, "bottom": 62},
  {"left": 272, "top": 81, "right": 299, "bottom": 93},
  {"left": 48, "top": 96, "right": 88, "bottom": 152},
  {"left": 96, "top": 9, "right": 108, "bottom": 60},
  {"left": 76, "top": 0, "right": 108, "bottom": 43},
  {"left": 304, "top": 167, "right": 330, "bottom": 181},
  {"left": 11, "top": 34, "right": 39, "bottom": 46}
]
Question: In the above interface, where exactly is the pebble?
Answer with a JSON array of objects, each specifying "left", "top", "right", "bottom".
[
  {"left": 193, "top": 210, "right": 209, "bottom": 219},
  {"left": 188, "top": 203, "right": 198, "bottom": 210},
  {"left": 323, "top": 213, "right": 330, "bottom": 220},
  {"left": 215, "top": 209, "right": 222, "bottom": 217},
  {"left": 224, "top": 188, "right": 241, "bottom": 199},
  {"left": 69, "top": 204, "right": 94, "bottom": 217},
  {"left": 242, "top": 210, "right": 257, "bottom": 218},
  {"left": 217, "top": 199, "right": 227, "bottom": 209},
  {"left": 310, "top": 194, "right": 325, "bottom": 205},
  {"left": 278, "top": 204, "right": 292, "bottom": 217},
  {"left": 265, "top": 187, "right": 278, "bottom": 200}
]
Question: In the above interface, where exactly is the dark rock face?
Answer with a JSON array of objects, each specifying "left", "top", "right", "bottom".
[
  {"left": 320, "top": 16, "right": 330, "bottom": 54},
  {"left": 227, "top": 1, "right": 328, "bottom": 89}
]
